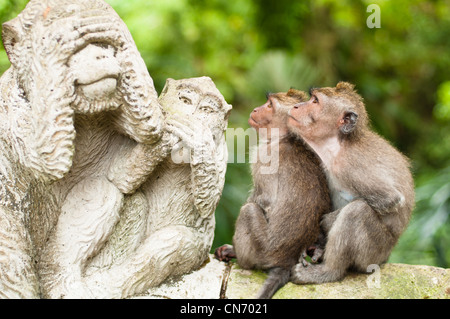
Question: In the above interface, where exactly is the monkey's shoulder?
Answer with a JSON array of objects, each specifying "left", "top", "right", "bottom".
[{"left": 340, "top": 131, "right": 411, "bottom": 174}]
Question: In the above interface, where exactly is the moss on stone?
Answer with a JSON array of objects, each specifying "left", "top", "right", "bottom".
[{"left": 225, "top": 263, "right": 450, "bottom": 299}]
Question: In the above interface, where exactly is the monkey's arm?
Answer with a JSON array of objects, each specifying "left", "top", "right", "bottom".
[
  {"left": 112, "top": 98, "right": 163, "bottom": 145},
  {"left": 167, "top": 119, "right": 227, "bottom": 218},
  {"left": 190, "top": 137, "right": 227, "bottom": 218},
  {"left": 1, "top": 67, "right": 75, "bottom": 182},
  {"left": 107, "top": 131, "right": 177, "bottom": 194},
  {"left": 0, "top": 205, "right": 39, "bottom": 298},
  {"left": 348, "top": 169, "right": 406, "bottom": 215},
  {"left": 113, "top": 43, "right": 164, "bottom": 145},
  {"left": 364, "top": 188, "right": 406, "bottom": 215}
]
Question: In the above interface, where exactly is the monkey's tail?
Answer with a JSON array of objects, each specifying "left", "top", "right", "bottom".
[{"left": 255, "top": 267, "right": 290, "bottom": 299}]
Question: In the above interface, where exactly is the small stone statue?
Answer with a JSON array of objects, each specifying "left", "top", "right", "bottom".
[{"left": 0, "top": 0, "right": 231, "bottom": 298}]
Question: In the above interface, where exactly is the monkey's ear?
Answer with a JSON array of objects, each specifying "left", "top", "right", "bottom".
[
  {"left": 2, "top": 18, "right": 22, "bottom": 66},
  {"left": 339, "top": 111, "right": 358, "bottom": 134},
  {"left": 336, "top": 82, "right": 356, "bottom": 93}
]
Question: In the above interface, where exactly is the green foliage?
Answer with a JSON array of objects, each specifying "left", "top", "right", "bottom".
[
  {"left": 390, "top": 167, "right": 450, "bottom": 267},
  {"left": 0, "top": 0, "right": 448, "bottom": 267},
  {"left": 434, "top": 81, "right": 450, "bottom": 121}
]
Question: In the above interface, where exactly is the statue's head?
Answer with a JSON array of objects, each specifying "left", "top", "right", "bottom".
[
  {"left": 1, "top": 0, "right": 162, "bottom": 180},
  {"left": 2, "top": 0, "right": 159, "bottom": 115},
  {"left": 159, "top": 77, "right": 232, "bottom": 141}
]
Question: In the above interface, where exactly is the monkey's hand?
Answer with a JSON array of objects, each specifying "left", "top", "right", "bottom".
[
  {"left": 165, "top": 115, "right": 215, "bottom": 155},
  {"left": 166, "top": 116, "right": 223, "bottom": 218}
]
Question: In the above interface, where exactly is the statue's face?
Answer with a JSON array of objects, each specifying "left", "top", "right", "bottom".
[
  {"left": 1, "top": 0, "right": 133, "bottom": 115},
  {"left": 68, "top": 43, "right": 122, "bottom": 113},
  {"left": 159, "top": 78, "right": 231, "bottom": 141},
  {"left": 175, "top": 85, "right": 222, "bottom": 120}
]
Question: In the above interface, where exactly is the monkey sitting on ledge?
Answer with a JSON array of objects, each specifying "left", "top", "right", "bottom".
[
  {"left": 215, "top": 89, "right": 331, "bottom": 299},
  {"left": 287, "top": 82, "right": 415, "bottom": 284}
]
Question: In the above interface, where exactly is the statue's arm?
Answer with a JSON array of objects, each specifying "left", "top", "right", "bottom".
[
  {"left": 0, "top": 204, "right": 40, "bottom": 298},
  {"left": 107, "top": 131, "right": 176, "bottom": 194},
  {"left": 1, "top": 66, "right": 76, "bottom": 182},
  {"left": 165, "top": 118, "right": 227, "bottom": 218},
  {"left": 112, "top": 42, "right": 164, "bottom": 145},
  {"left": 190, "top": 136, "right": 227, "bottom": 218}
]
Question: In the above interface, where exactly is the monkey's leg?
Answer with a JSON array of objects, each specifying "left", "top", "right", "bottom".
[
  {"left": 321, "top": 209, "right": 341, "bottom": 233},
  {"left": 301, "top": 210, "right": 342, "bottom": 265},
  {"left": 306, "top": 209, "right": 343, "bottom": 264},
  {"left": 291, "top": 200, "right": 395, "bottom": 284},
  {"left": 40, "top": 177, "right": 123, "bottom": 298},
  {"left": 84, "top": 225, "right": 207, "bottom": 298},
  {"left": 87, "top": 190, "right": 148, "bottom": 269},
  {"left": 232, "top": 202, "right": 269, "bottom": 269}
]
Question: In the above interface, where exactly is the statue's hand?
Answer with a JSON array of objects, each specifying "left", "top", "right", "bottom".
[{"left": 165, "top": 115, "right": 214, "bottom": 152}]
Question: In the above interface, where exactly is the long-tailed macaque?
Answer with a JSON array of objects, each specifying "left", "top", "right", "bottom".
[
  {"left": 287, "top": 82, "right": 414, "bottom": 284},
  {"left": 215, "top": 89, "right": 331, "bottom": 298}
]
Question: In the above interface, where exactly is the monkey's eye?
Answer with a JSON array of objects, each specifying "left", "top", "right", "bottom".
[
  {"left": 312, "top": 95, "right": 319, "bottom": 104},
  {"left": 179, "top": 96, "right": 192, "bottom": 105},
  {"left": 267, "top": 101, "right": 272, "bottom": 108},
  {"left": 199, "top": 105, "right": 214, "bottom": 113}
]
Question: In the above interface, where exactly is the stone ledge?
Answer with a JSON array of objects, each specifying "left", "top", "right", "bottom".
[{"left": 141, "top": 255, "right": 450, "bottom": 299}]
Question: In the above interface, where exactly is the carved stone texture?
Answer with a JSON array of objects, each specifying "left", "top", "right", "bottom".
[{"left": 0, "top": 0, "right": 231, "bottom": 299}]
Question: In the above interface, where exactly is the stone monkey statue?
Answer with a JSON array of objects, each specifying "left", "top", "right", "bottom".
[
  {"left": 287, "top": 82, "right": 415, "bottom": 284},
  {"left": 82, "top": 77, "right": 231, "bottom": 298},
  {"left": 0, "top": 0, "right": 231, "bottom": 299},
  {"left": 216, "top": 89, "right": 331, "bottom": 298},
  {"left": 0, "top": 0, "right": 163, "bottom": 298}
]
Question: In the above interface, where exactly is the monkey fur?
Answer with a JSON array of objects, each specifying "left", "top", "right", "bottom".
[
  {"left": 215, "top": 89, "right": 331, "bottom": 298},
  {"left": 287, "top": 82, "right": 415, "bottom": 284}
]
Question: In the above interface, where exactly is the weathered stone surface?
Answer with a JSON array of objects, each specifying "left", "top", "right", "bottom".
[
  {"left": 135, "top": 256, "right": 449, "bottom": 299},
  {"left": 141, "top": 256, "right": 228, "bottom": 299},
  {"left": 225, "top": 263, "right": 450, "bottom": 299}
]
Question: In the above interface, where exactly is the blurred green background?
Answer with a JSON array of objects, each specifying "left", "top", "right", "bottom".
[{"left": 0, "top": 0, "right": 448, "bottom": 267}]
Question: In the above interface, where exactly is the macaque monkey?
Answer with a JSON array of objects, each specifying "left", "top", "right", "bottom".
[
  {"left": 287, "top": 82, "right": 415, "bottom": 284},
  {"left": 215, "top": 89, "right": 331, "bottom": 299}
]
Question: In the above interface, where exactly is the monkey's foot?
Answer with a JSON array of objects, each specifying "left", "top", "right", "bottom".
[
  {"left": 214, "top": 244, "right": 236, "bottom": 262},
  {"left": 291, "top": 263, "right": 344, "bottom": 285},
  {"left": 290, "top": 263, "right": 309, "bottom": 285}
]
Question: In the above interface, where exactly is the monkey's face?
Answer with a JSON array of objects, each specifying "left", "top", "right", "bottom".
[
  {"left": 248, "top": 99, "right": 275, "bottom": 130},
  {"left": 160, "top": 77, "right": 232, "bottom": 143},
  {"left": 288, "top": 85, "right": 361, "bottom": 142},
  {"left": 251, "top": 91, "right": 308, "bottom": 138},
  {"left": 69, "top": 43, "right": 122, "bottom": 114}
]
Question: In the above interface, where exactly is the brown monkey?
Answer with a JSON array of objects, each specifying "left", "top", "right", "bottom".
[
  {"left": 215, "top": 89, "right": 331, "bottom": 298},
  {"left": 287, "top": 82, "right": 415, "bottom": 284}
]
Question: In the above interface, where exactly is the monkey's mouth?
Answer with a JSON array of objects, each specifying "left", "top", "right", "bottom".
[
  {"left": 288, "top": 114, "right": 302, "bottom": 125},
  {"left": 248, "top": 115, "right": 260, "bottom": 127},
  {"left": 77, "top": 75, "right": 119, "bottom": 100}
]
